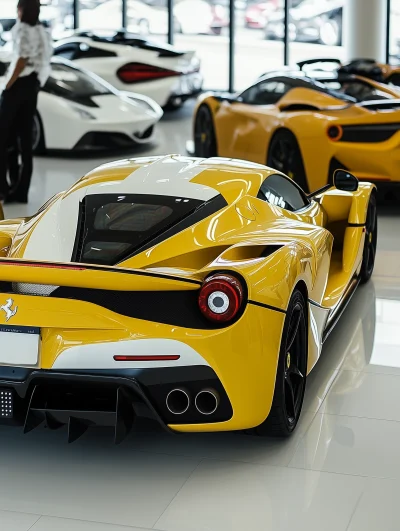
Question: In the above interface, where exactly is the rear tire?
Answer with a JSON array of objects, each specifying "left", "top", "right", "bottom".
[
  {"left": 360, "top": 192, "right": 377, "bottom": 284},
  {"left": 253, "top": 289, "right": 308, "bottom": 437},
  {"left": 194, "top": 104, "right": 217, "bottom": 157},
  {"left": 267, "top": 129, "right": 309, "bottom": 193}
]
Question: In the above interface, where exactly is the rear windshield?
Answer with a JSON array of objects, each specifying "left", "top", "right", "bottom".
[
  {"left": 42, "top": 63, "right": 111, "bottom": 105},
  {"left": 72, "top": 194, "right": 226, "bottom": 265}
]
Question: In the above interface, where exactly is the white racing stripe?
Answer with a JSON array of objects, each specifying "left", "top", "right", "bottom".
[
  {"left": 86, "top": 155, "right": 218, "bottom": 200},
  {"left": 21, "top": 155, "right": 217, "bottom": 262},
  {"left": 21, "top": 187, "right": 86, "bottom": 262},
  {"left": 51, "top": 338, "right": 210, "bottom": 370}
]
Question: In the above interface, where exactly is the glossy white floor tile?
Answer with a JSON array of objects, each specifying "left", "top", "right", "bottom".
[
  {"left": 30, "top": 516, "right": 150, "bottom": 531},
  {"left": 324, "top": 370, "right": 400, "bottom": 421},
  {"left": 0, "top": 426, "right": 200, "bottom": 528},
  {"left": 289, "top": 413, "right": 400, "bottom": 480},
  {"left": 0, "top": 510, "right": 40, "bottom": 531},
  {"left": 155, "top": 459, "right": 366, "bottom": 531},
  {"left": 347, "top": 477, "right": 400, "bottom": 531},
  {"left": 2, "top": 105, "right": 400, "bottom": 530},
  {"left": 122, "top": 407, "right": 316, "bottom": 468}
]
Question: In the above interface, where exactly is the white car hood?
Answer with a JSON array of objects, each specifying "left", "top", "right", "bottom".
[{"left": 86, "top": 94, "right": 158, "bottom": 122}]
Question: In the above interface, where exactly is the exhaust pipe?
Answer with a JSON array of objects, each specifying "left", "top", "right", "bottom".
[
  {"left": 195, "top": 389, "right": 219, "bottom": 415},
  {"left": 166, "top": 388, "right": 190, "bottom": 415}
]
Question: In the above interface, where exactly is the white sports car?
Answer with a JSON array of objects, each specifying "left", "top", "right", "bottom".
[
  {"left": 0, "top": 53, "right": 163, "bottom": 152},
  {"left": 53, "top": 30, "right": 203, "bottom": 109}
]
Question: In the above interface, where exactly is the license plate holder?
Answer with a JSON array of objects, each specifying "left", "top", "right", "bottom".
[{"left": 0, "top": 325, "right": 40, "bottom": 366}]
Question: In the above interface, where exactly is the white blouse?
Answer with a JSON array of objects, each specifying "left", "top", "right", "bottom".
[{"left": 5, "top": 21, "right": 53, "bottom": 87}]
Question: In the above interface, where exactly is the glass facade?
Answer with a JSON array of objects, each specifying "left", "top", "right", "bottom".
[
  {"left": 390, "top": 0, "right": 400, "bottom": 61},
  {"left": 0, "top": 0, "right": 392, "bottom": 90}
]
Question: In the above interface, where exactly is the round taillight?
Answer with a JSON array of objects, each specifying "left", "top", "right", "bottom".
[
  {"left": 327, "top": 125, "right": 343, "bottom": 141},
  {"left": 198, "top": 274, "right": 244, "bottom": 323}
]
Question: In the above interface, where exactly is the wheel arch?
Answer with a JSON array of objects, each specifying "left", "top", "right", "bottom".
[
  {"left": 265, "top": 126, "right": 293, "bottom": 162},
  {"left": 193, "top": 100, "right": 219, "bottom": 157},
  {"left": 266, "top": 126, "right": 310, "bottom": 192},
  {"left": 294, "top": 279, "right": 308, "bottom": 308},
  {"left": 33, "top": 111, "right": 46, "bottom": 154}
]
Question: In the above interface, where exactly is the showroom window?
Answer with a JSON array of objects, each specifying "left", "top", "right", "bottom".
[
  {"left": 173, "top": 0, "right": 230, "bottom": 90},
  {"left": 2, "top": 0, "right": 392, "bottom": 91},
  {"left": 287, "top": 0, "right": 345, "bottom": 66},
  {"left": 233, "top": 0, "right": 284, "bottom": 91},
  {"left": 389, "top": 0, "right": 400, "bottom": 62}
]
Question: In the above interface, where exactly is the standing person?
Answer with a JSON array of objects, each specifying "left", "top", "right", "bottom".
[{"left": 0, "top": 0, "right": 52, "bottom": 204}]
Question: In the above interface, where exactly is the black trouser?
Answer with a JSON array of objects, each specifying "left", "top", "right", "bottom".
[{"left": 0, "top": 73, "right": 40, "bottom": 198}]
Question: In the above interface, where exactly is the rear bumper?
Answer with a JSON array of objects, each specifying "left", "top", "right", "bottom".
[
  {"left": 168, "top": 72, "right": 203, "bottom": 104},
  {"left": 0, "top": 366, "right": 233, "bottom": 442}
]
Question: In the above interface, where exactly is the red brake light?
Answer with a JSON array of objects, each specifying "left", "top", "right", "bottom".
[
  {"left": 113, "top": 355, "right": 180, "bottom": 361},
  {"left": 117, "top": 63, "right": 180, "bottom": 84},
  {"left": 198, "top": 274, "right": 244, "bottom": 323}
]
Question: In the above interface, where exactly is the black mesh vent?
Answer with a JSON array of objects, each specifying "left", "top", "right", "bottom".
[{"left": 340, "top": 123, "right": 400, "bottom": 143}]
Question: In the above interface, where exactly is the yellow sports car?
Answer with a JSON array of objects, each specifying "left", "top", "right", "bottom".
[
  {"left": 0, "top": 155, "right": 376, "bottom": 442},
  {"left": 192, "top": 70, "right": 400, "bottom": 193}
]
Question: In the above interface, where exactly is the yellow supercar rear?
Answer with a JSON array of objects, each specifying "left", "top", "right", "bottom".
[
  {"left": 192, "top": 70, "right": 400, "bottom": 193},
  {"left": 0, "top": 155, "right": 377, "bottom": 442}
]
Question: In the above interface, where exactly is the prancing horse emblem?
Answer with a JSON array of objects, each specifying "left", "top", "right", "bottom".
[{"left": 0, "top": 299, "right": 18, "bottom": 322}]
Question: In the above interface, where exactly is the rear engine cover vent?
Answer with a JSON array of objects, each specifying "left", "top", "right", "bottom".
[{"left": 12, "top": 283, "right": 59, "bottom": 297}]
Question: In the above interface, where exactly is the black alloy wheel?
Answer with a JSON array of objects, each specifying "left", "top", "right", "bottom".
[
  {"left": 267, "top": 129, "right": 309, "bottom": 193},
  {"left": 253, "top": 289, "right": 308, "bottom": 437},
  {"left": 194, "top": 104, "right": 217, "bottom": 158},
  {"left": 360, "top": 192, "right": 378, "bottom": 284}
]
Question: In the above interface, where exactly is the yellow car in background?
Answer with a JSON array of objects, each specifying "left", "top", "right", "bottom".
[
  {"left": 0, "top": 155, "right": 376, "bottom": 442},
  {"left": 192, "top": 70, "right": 400, "bottom": 193}
]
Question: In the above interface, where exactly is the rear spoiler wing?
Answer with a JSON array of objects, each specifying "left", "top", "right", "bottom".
[
  {"left": 0, "top": 259, "right": 201, "bottom": 291},
  {"left": 297, "top": 58, "right": 342, "bottom": 71}
]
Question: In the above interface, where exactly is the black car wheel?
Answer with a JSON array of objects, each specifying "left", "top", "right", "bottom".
[
  {"left": 32, "top": 112, "right": 45, "bottom": 154},
  {"left": 254, "top": 289, "right": 308, "bottom": 437},
  {"left": 267, "top": 129, "right": 309, "bottom": 193},
  {"left": 360, "top": 192, "right": 377, "bottom": 284},
  {"left": 194, "top": 104, "right": 217, "bottom": 157}
]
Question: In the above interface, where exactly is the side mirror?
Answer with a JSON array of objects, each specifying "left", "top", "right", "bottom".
[{"left": 333, "top": 169, "right": 358, "bottom": 192}]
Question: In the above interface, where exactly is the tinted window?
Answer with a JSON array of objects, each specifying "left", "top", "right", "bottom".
[
  {"left": 241, "top": 81, "right": 291, "bottom": 105},
  {"left": 94, "top": 203, "right": 173, "bottom": 232},
  {"left": 42, "top": 63, "right": 111, "bottom": 106},
  {"left": 258, "top": 174, "right": 309, "bottom": 212},
  {"left": 73, "top": 194, "right": 225, "bottom": 265},
  {"left": 53, "top": 43, "right": 80, "bottom": 60}
]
